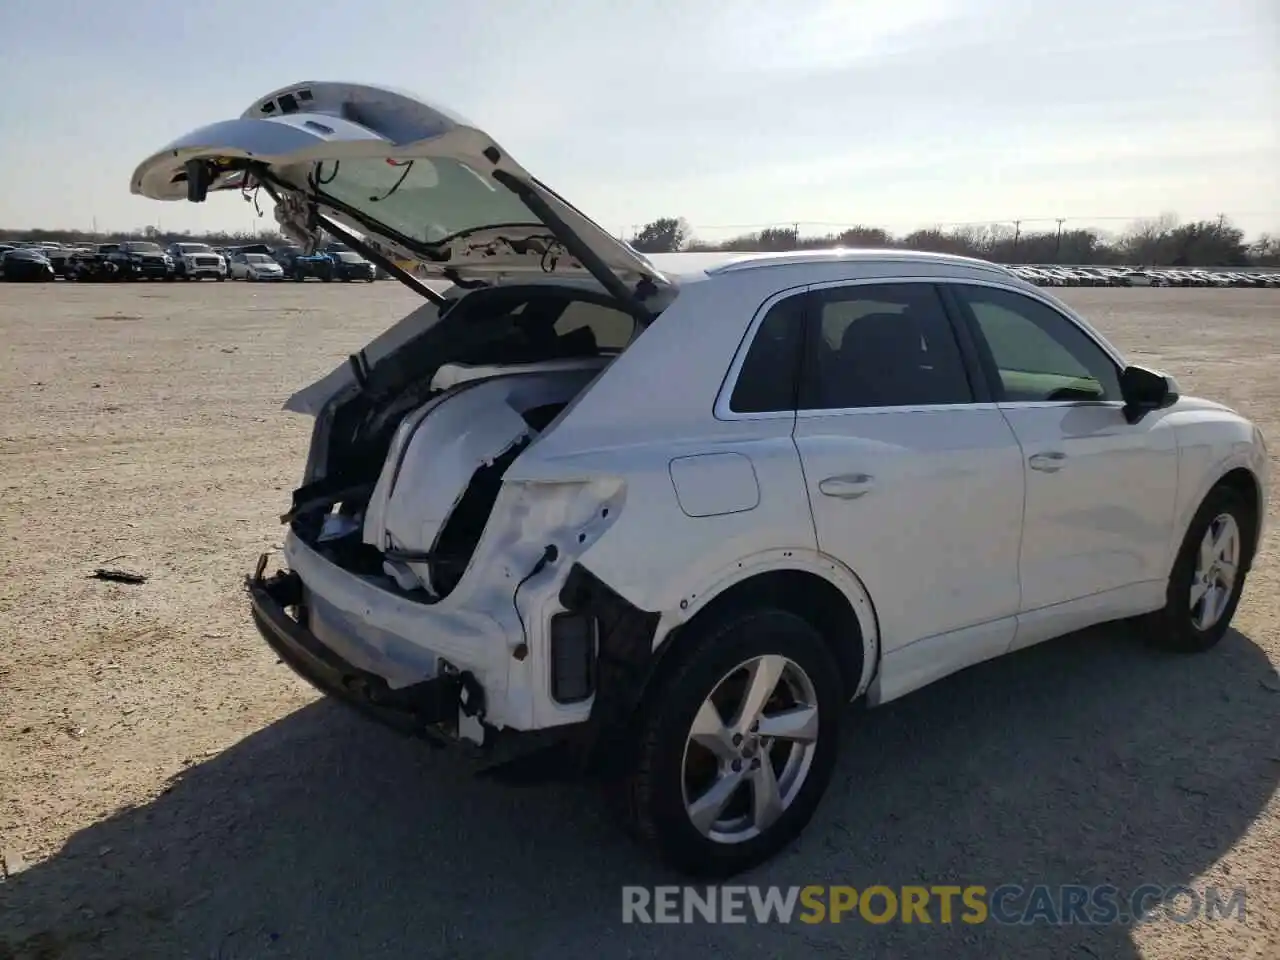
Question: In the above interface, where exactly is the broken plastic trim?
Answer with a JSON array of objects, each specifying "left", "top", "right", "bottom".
[
  {"left": 246, "top": 564, "right": 477, "bottom": 731},
  {"left": 557, "top": 563, "right": 661, "bottom": 775}
]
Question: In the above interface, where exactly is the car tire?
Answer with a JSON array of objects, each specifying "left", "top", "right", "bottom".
[
  {"left": 614, "top": 608, "right": 845, "bottom": 877},
  {"left": 1137, "top": 483, "right": 1257, "bottom": 653}
]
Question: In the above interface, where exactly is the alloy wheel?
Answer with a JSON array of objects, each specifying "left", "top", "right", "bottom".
[
  {"left": 1190, "top": 513, "right": 1240, "bottom": 631},
  {"left": 680, "top": 654, "right": 820, "bottom": 844}
]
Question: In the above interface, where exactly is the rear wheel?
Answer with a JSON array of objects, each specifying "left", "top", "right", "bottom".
[
  {"left": 614, "top": 608, "right": 845, "bottom": 877},
  {"left": 1137, "top": 484, "right": 1256, "bottom": 652}
]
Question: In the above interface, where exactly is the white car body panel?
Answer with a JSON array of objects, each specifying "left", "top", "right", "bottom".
[
  {"left": 999, "top": 402, "right": 1179, "bottom": 613},
  {"left": 793, "top": 406, "right": 1025, "bottom": 652}
]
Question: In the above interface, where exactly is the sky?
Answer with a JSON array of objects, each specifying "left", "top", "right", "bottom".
[{"left": 0, "top": 0, "right": 1276, "bottom": 242}]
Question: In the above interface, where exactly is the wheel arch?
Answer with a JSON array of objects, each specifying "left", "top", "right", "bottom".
[
  {"left": 1214, "top": 466, "right": 1264, "bottom": 557},
  {"left": 1173, "top": 460, "right": 1267, "bottom": 572},
  {"left": 648, "top": 550, "right": 880, "bottom": 704}
]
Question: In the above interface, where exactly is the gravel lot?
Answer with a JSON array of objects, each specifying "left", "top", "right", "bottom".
[{"left": 1, "top": 282, "right": 1278, "bottom": 959}]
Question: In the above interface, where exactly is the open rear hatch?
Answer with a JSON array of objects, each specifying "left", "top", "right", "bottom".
[
  {"left": 132, "top": 84, "right": 673, "bottom": 601},
  {"left": 130, "top": 81, "right": 669, "bottom": 316}
]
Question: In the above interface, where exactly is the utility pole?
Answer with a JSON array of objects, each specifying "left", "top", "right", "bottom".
[
  {"left": 1054, "top": 218, "right": 1066, "bottom": 262},
  {"left": 1012, "top": 220, "right": 1021, "bottom": 261}
]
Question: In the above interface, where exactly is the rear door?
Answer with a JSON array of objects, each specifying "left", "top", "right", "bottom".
[
  {"left": 788, "top": 280, "right": 1025, "bottom": 669},
  {"left": 944, "top": 281, "right": 1178, "bottom": 630}
]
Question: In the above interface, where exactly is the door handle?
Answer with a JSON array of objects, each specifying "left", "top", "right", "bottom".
[
  {"left": 1028, "top": 451, "right": 1067, "bottom": 473},
  {"left": 819, "top": 474, "right": 874, "bottom": 499}
]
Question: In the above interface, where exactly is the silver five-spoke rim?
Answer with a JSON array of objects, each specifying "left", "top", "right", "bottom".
[
  {"left": 1191, "top": 513, "right": 1240, "bottom": 631},
  {"left": 680, "top": 654, "right": 819, "bottom": 845}
]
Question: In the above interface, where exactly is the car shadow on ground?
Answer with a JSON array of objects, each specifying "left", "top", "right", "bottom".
[{"left": 3, "top": 623, "right": 1277, "bottom": 960}]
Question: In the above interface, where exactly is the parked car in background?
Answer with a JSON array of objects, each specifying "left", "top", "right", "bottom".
[
  {"left": 44, "top": 246, "right": 89, "bottom": 277},
  {"left": 2, "top": 247, "right": 56, "bottom": 282},
  {"left": 285, "top": 249, "right": 335, "bottom": 281},
  {"left": 329, "top": 249, "right": 376, "bottom": 281},
  {"left": 66, "top": 244, "right": 124, "bottom": 281},
  {"left": 271, "top": 245, "right": 303, "bottom": 275},
  {"left": 169, "top": 241, "right": 227, "bottom": 280},
  {"left": 228, "top": 251, "right": 285, "bottom": 280},
  {"left": 116, "top": 241, "right": 175, "bottom": 280}
]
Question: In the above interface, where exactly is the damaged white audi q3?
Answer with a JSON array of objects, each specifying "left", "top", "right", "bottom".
[{"left": 132, "top": 81, "right": 1268, "bottom": 877}]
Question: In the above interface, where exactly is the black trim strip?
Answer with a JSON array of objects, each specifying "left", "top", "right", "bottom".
[
  {"left": 318, "top": 214, "right": 445, "bottom": 305},
  {"left": 934, "top": 282, "right": 995, "bottom": 403}
]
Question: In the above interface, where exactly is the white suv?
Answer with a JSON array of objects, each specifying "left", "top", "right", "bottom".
[
  {"left": 168, "top": 241, "right": 227, "bottom": 280},
  {"left": 132, "top": 82, "right": 1269, "bottom": 877}
]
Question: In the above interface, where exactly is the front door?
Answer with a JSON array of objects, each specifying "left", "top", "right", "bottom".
[
  {"left": 790, "top": 281, "right": 1025, "bottom": 658},
  {"left": 946, "top": 282, "right": 1179, "bottom": 620}
]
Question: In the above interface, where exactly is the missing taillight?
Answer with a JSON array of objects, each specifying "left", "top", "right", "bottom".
[{"left": 549, "top": 612, "right": 597, "bottom": 703}]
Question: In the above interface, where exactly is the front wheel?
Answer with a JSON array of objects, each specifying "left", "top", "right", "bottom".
[
  {"left": 1137, "top": 483, "right": 1256, "bottom": 652},
  {"left": 615, "top": 608, "right": 845, "bottom": 877}
]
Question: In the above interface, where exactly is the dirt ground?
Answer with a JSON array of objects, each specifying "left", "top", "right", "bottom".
[{"left": 1, "top": 281, "right": 1277, "bottom": 959}]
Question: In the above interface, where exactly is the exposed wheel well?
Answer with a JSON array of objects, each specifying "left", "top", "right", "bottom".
[
  {"left": 653, "top": 570, "right": 867, "bottom": 700},
  {"left": 1215, "top": 467, "right": 1263, "bottom": 555}
]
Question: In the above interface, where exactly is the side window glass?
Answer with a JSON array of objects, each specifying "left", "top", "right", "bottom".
[
  {"left": 953, "top": 286, "right": 1121, "bottom": 402},
  {"left": 800, "top": 283, "right": 973, "bottom": 410},
  {"left": 729, "top": 295, "right": 805, "bottom": 413}
]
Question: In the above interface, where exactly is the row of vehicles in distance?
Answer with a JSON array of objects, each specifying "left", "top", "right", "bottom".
[
  {"left": 1011, "top": 264, "right": 1280, "bottom": 288},
  {"left": 0, "top": 239, "right": 384, "bottom": 282},
  {"left": 3, "top": 240, "right": 1275, "bottom": 288}
]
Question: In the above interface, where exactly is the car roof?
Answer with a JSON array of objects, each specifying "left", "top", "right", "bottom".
[{"left": 646, "top": 248, "right": 1020, "bottom": 284}]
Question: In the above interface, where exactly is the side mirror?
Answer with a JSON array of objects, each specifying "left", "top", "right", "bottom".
[{"left": 1120, "top": 364, "right": 1179, "bottom": 423}]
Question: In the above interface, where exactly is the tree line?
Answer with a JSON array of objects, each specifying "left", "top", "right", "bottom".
[
  {"left": 629, "top": 215, "right": 1280, "bottom": 267},
  {"left": 6, "top": 214, "right": 1278, "bottom": 267}
]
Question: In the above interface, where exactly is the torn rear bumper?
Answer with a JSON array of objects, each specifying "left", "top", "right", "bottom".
[
  {"left": 246, "top": 554, "right": 483, "bottom": 741},
  {"left": 245, "top": 552, "right": 663, "bottom": 780}
]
